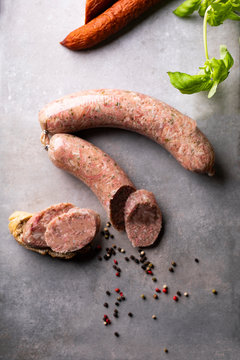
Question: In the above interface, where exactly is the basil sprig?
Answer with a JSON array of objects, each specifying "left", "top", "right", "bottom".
[{"left": 168, "top": 0, "right": 238, "bottom": 98}]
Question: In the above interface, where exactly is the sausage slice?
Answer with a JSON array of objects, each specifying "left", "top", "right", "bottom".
[
  {"left": 45, "top": 208, "right": 100, "bottom": 254},
  {"left": 22, "top": 203, "right": 74, "bottom": 248},
  {"left": 124, "top": 190, "right": 162, "bottom": 247}
]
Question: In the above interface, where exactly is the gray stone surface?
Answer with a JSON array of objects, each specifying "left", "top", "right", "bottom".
[{"left": 0, "top": 1, "right": 239, "bottom": 359}]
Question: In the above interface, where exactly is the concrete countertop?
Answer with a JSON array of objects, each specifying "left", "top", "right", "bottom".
[{"left": 0, "top": 1, "right": 239, "bottom": 359}]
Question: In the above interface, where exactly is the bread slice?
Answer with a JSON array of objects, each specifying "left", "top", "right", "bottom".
[{"left": 8, "top": 211, "right": 90, "bottom": 259}]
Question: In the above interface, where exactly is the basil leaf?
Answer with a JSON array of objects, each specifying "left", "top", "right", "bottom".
[
  {"left": 208, "top": 80, "right": 219, "bottom": 98},
  {"left": 198, "top": 0, "right": 210, "bottom": 17},
  {"left": 207, "top": 0, "right": 234, "bottom": 26},
  {"left": 227, "top": 11, "right": 240, "bottom": 20},
  {"left": 230, "top": 0, "right": 240, "bottom": 11},
  {"left": 167, "top": 72, "right": 212, "bottom": 94},
  {"left": 173, "top": 0, "right": 202, "bottom": 17},
  {"left": 220, "top": 45, "right": 234, "bottom": 69}
]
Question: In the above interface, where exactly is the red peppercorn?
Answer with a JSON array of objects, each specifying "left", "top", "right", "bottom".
[
  {"left": 116, "top": 272, "right": 120, "bottom": 277},
  {"left": 173, "top": 295, "right": 178, "bottom": 301},
  {"left": 155, "top": 288, "right": 161, "bottom": 293},
  {"left": 119, "top": 292, "right": 123, "bottom": 296},
  {"left": 114, "top": 259, "right": 118, "bottom": 265},
  {"left": 147, "top": 270, "right": 153, "bottom": 275},
  {"left": 162, "top": 288, "right": 168, "bottom": 294},
  {"left": 115, "top": 288, "right": 120, "bottom": 293},
  {"left": 103, "top": 315, "right": 108, "bottom": 319}
]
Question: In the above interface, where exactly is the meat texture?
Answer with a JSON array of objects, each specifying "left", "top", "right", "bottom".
[
  {"left": 85, "top": 0, "right": 117, "bottom": 23},
  {"left": 40, "top": 89, "right": 215, "bottom": 175},
  {"left": 124, "top": 190, "right": 162, "bottom": 247}
]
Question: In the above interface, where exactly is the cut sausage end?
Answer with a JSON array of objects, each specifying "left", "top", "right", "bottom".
[
  {"left": 109, "top": 185, "right": 136, "bottom": 231},
  {"left": 45, "top": 208, "right": 100, "bottom": 254},
  {"left": 124, "top": 190, "right": 162, "bottom": 247}
]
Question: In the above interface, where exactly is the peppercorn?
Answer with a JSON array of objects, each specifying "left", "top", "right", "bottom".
[
  {"left": 121, "top": 248, "right": 125, "bottom": 253},
  {"left": 104, "top": 321, "right": 107, "bottom": 326},
  {"left": 104, "top": 255, "right": 109, "bottom": 260},
  {"left": 114, "top": 332, "right": 119, "bottom": 337},
  {"left": 138, "top": 249, "right": 142, "bottom": 253},
  {"left": 114, "top": 309, "right": 118, "bottom": 313},
  {"left": 106, "top": 247, "right": 109, "bottom": 252},
  {"left": 112, "top": 245, "right": 117, "bottom": 249},
  {"left": 162, "top": 288, "right": 168, "bottom": 294},
  {"left": 147, "top": 270, "right": 153, "bottom": 275},
  {"left": 171, "top": 261, "right": 176, "bottom": 267},
  {"left": 128, "top": 312, "right": 133, "bottom": 317},
  {"left": 104, "top": 227, "right": 108, "bottom": 232},
  {"left": 148, "top": 263, "right": 153, "bottom": 268},
  {"left": 112, "top": 249, "right": 116, "bottom": 256},
  {"left": 110, "top": 234, "right": 114, "bottom": 239},
  {"left": 113, "top": 265, "right": 117, "bottom": 270},
  {"left": 118, "top": 247, "right": 121, "bottom": 252},
  {"left": 177, "top": 291, "right": 181, "bottom": 296},
  {"left": 106, "top": 291, "right": 111, "bottom": 296},
  {"left": 115, "top": 302, "right": 119, "bottom": 306},
  {"left": 143, "top": 261, "right": 149, "bottom": 266},
  {"left": 169, "top": 267, "right": 174, "bottom": 272},
  {"left": 98, "top": 256, "right": 102, "bottom": 261},
  {"left": 164, "top": 348, "right": 168, "bottom": 353},
  {"left": 121, "top": 296, "right": 126, "bottom": 301},
  {"left": 130, "top": 255, "right": 135, "bottom": 260},
  {"left": 153, "top": 294, "right": 158, "bottom": 299},
  {"left": 141, "top": 265, "right": 146, "bottom": 270},
  {"left": 140, "top": 251, "right": 145, "bottom": 256},
  {"left": 212, "top": 289, "right": 218, "bottom": 295},
  {"left": 184, "top": 292, "right": 189, "bottom": 297},
  {"left": 116, "top": 272, "right": 120, "bottom": 277},
  {"left": 140, "top": 294, "right": 146, "bottom": 299},
  {"left": 105, "top": 234, "right": 109, "bottom": 239},
  {"left": 152, "top": 315, "right": 157, "bottom": 319},
  {"left": 114, "top": 259, "right": 118, "bottom": 264},
  {"left": 163, "top": 284, "right": 168, "bottom": 289},
  {"left": 113, "top": 313, "right": 118, "bottom": 318},
  {"left": 173, "top": 296, "right": 178, "bottom": 301},
  {"left": 104, "top": 303, "right": 108, "bottom": 308},
  {"left": 125, "top": 257, "right": 129, "bottom": 262},
  {"left": 135, "top": 259, "right": 139, "bottom": 264},
  {"left": 140, "top": 258, "right": 145, "bottom": 263},
  {"left": 155, "top": 288, "right": 161, "bottom": 293},
  {"left": 195, "top": 258, "right": 199, "bottom": 263},
  {"left": 115, "top": 288, "right": 120, "bottom": 293},
  {"left": 117, "top": 296, "right": 122, "bottom": 301},
  {"left": 107, "top": 222, "right": 111, "bottom": 227},
  {"left": 146, "top": 267, "right": 150, "bottom": 271},
  {"left": 152, "top": 277, "right": 157, "bottom": 282}
]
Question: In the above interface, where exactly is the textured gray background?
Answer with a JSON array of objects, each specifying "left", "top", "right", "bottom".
[{"left": 0, "top": 1, "right": 240, "bottom": 359}]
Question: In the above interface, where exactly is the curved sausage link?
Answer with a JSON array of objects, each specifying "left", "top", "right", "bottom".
[
  {"left": 48, "top": 134, "right": 136, "bottom": 230},
  {"left": 39, "top": 89, "right": 215, "bottom": 175}
]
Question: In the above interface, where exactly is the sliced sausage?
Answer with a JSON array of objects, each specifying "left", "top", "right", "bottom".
[
  {"left": 39, "top": 89, "right": 215, "bottom": 175},
  {"left": 61, "top": 0, "right": 162, "bottom": 50},
  {"left": 48, "top": 134, "right": 136, "bottom": 230},
  {"left": 45, "top": 208, "right": 100, "bottom": 254},
  {"left": 85, "top": 0, "right": 117, "bottom": 24},
  {"left": 124, "top": 190, "right": 162, "bottom": 247},
  {"left": 22, "top": 203, "right": 74, "bottom": 248}
]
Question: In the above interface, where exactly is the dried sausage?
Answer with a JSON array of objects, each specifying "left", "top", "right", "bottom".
[
  {"left": 61, "top": 0, "right": 162, "bottom": 50},
  {"left": 85, "top": 0, "right": 117, "bottom": 24}
]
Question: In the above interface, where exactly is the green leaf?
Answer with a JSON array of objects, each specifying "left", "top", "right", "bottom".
[
  {"left": 173, "top": 0, "right": 202, "bottom": 17},
  {"left": 208, "top": 1, "right": 234, "bottom": 26},
  {"left": 167, "top": 71, "right": 212, "bottom": 94},
  {"left": 227, "top": 11, "right": 240, "bottom": 20},
  {"left": 198, "top": 0, "right": 210, "bottom": 17},
  {"left": 208, "top": 80, "right": 219, "bottom": 98},
  {"left": 220, "top": 44, "right": 234, "bottom": 69}
]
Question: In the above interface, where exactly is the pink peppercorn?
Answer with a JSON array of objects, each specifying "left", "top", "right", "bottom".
[
  {"left": 147, "top": 270, "right": 153, "bottom": 275},
  {"left": 162, "top": 288, "right": 168, "bottom": 294},
  {"left": 173, "top": 295, "right": 178, "bottom": 301},
  {"left": 155, "top": 288, "right": 161, "bottom": 293},
  {"left": 114, "top": 259, "right": 118, "bottom": 265},
  {"left": 116, "top": 272, "right": 120, "bottom": 277},
  {"left": 115, "top": 288, "right": 120, "bottom": 293},
  {"left": 120, "top": 292, "right": 123, "bottom": 296}
]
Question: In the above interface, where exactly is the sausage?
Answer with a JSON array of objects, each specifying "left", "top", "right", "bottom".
[
  {"left": 124, "top": 190, "right": 162, "bottom": 247},
  {"left": 85, "top": 0, "right": 117, "bottom": 24},
  {"left": 48, "top": 134, "right": 136, "bottom": 230},
  {"left": 45, "top": 208, "right": 100, "bottom": 253},
  {"left": 9, "top": 205, "right": 100, "bottom": 259},
  {"left": 39, "top": 89, "right": 215, "bottom": 175},
  {"left": 60, "top": 0, "right": 162, "bottom": 50},
  {"left": 22, "top": 203, "right": 74, "bottom": 248}
]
